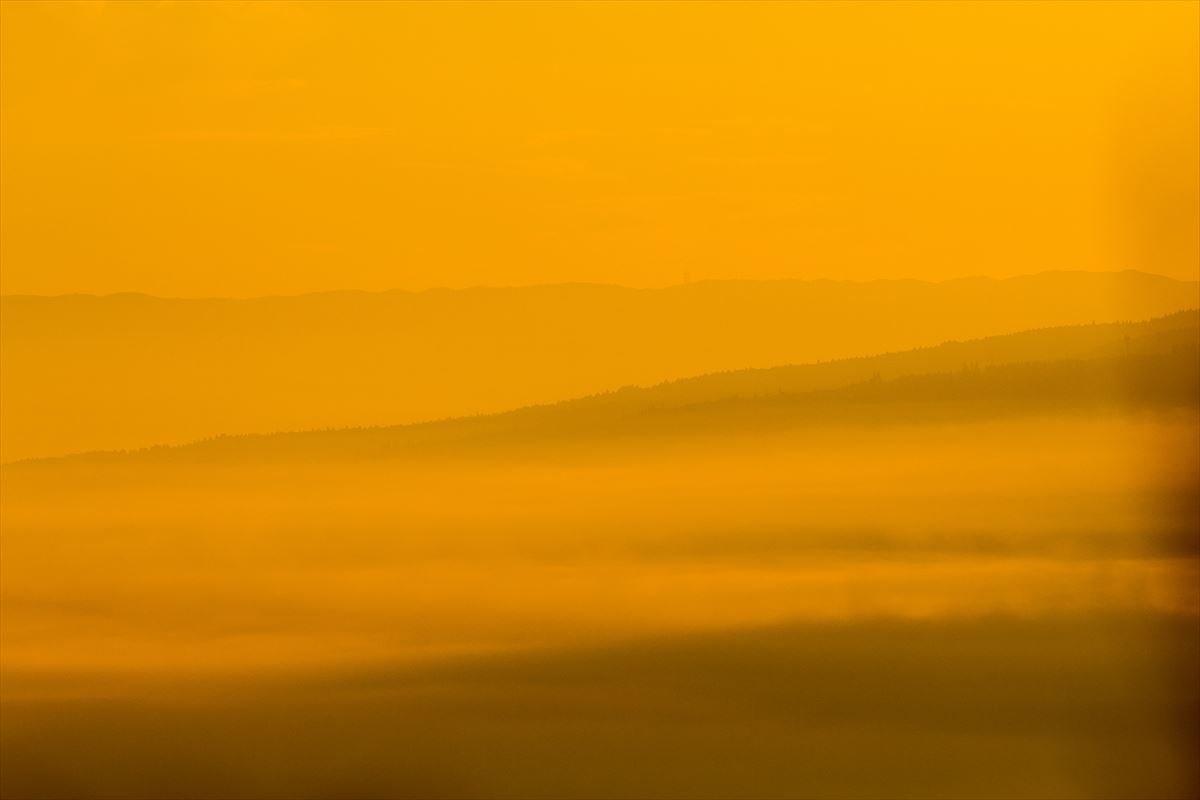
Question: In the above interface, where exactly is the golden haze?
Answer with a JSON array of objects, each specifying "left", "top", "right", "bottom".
[{"left": 1, "top": 2, "right": 1198, "bottom": 799}]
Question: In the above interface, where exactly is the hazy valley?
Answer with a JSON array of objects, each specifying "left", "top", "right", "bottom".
[{"left": 3, "top": 303, "right": 1197, "bottom": 799}]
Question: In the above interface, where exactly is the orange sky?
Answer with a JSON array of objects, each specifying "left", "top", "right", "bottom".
[{"left": 1, "top": 0, "right": 1197, "bottom": 296}]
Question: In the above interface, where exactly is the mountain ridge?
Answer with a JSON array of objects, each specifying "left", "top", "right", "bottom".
[
  {"left": 8, "top": 309, "right": 1195, "bottom": 467},
  {"left": 5, "top": 269, "right": 1197, "bottom": 462},
  {"left": 1, "top": 269, "right": 1193, "bottom": 302}
]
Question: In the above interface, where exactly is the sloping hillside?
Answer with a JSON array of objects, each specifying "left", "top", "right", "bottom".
[
  {"left": 3, "top": 270, "right": 1196, "bottom": 461},
  {"left": 19, "top": 310, "right": 1196, "bottom": 465}
]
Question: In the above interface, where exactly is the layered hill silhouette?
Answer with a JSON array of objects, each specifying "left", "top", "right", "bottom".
[
  {"left": 2, "top": 270, "right": 1197, "bottom": 462},
  {"left": 16, "top": 309, "right": 1196, "bottom": 466},
  {"left": 5, "top": 310, "right": 1198, "bottom": 800},
  {"left": 5, "top": 292, "right": 1198, "bottom": 800}
]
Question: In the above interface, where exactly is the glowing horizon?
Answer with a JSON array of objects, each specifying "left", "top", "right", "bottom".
[{"left": 2, "top": 1, "right": 1197, "bottom": 297}]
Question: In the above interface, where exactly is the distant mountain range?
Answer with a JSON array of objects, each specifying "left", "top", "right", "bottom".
[
  {"left": 13, "top": 309, "right": 1196, "bottom": 466},
  {"left": 3, "top": 270, "right": 1197, "bottom": 461}
]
